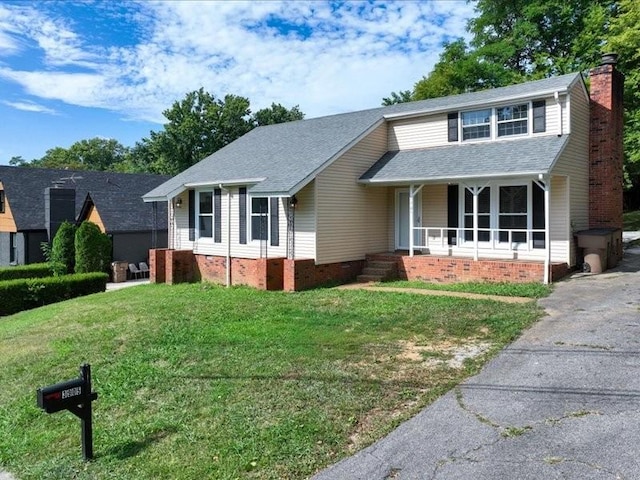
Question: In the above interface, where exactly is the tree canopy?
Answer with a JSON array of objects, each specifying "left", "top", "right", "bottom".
[
  {"left": 382, "top": 0, "right": 640, "bottom": 201},
  {"left": 9, "top": 91, "right": 304, "bottom": 176}
]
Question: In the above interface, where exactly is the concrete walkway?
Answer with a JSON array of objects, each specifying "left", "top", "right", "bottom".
[{"left": 314, "top": 250, "right": 640, "bottom": 479}]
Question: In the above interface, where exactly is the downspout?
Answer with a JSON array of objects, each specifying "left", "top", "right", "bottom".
[
  {"left": 554, "top": 92, "right": 563, "bottom": 136},
  {"left": 220, "top": 184, "right": 231, "bottom": 287}
]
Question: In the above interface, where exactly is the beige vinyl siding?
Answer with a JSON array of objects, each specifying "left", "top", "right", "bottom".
[
  {"left": 550, "top": 82, "right": 590, "bottom": 266},
  {"left": 171, "top": 185, "right": 315, "bottom": 260},
  {"left": 422, "top": 184, "right": 448, "bottom": 227},
  {"left": 388, "top": 113, "right": 448, "bottom": 151},
  {"left": 290, "top": 181, "right": 316, "bottom": 259},
  {"left": 172, "top": 191, "right": 193, "bottom": 251},
  {"left": 316, "top": 123, "right": 389, "bottom": 264},
  {"left": 549, "top": 175, "right": 571, "bottom": 264}
]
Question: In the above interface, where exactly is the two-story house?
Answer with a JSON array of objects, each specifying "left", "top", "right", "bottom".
[{"left": 143, "top": 54, "right": 624, "bottom": 290}]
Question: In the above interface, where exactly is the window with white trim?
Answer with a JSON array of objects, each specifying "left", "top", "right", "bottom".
[
  {"left": 462, "top": 109, "right": 491, "bottom": 140},
  {"left": 198, "top": 191, "right": 213, "bottom": 238},
  {"left": 251, "top": 197, "right": 269, "bottom": 241},
  {"left": 497, "top": 104, "right": 528, "bottom": 137},
  {"left": 498, "top": 185, "right": 528, "bottom": 242}
]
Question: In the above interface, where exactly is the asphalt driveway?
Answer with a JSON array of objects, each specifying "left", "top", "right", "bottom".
[{"left": 314, "top": 250, "right": 640, "bottom": 479}]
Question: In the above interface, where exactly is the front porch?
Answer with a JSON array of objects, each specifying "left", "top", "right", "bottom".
[{"left": 363, "top": 252, "right": 570, "bottom": 284}]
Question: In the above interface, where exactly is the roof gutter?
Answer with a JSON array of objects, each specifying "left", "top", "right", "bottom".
[
  {"left": 383, "top": 88, "right": 570, "bottom": 121},
  {"left": 143, "top": 178, "right": 266, "bottom": 203},
  {"left": 358, "top": 170, "right": 550, "bottom": 186}
]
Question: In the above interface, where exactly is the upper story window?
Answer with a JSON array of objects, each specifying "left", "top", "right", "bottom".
[
  {"left": 0, "top": 190, "right": 5, "bottom": 213},
  {"left": 450, "top": 100, "right": 546, "bottom": 143},
  {"left": 497, "top": 104, "right": 528, "bottom": 137},
  {"left": 462, "top": 109, "right": 491, "bottom": 140}
]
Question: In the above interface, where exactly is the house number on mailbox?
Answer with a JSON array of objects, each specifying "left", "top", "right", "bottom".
[{"left": 36, "top": 364, "right": 98, "bottom": 460}]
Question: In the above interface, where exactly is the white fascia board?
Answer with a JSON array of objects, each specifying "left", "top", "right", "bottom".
[
  {"left": 358, "top": 171, "right": 549, "bottom": 186},
  {"left": 184, "top": 178, "right": 265, "bottom": 188},
  {"left": 383, "top": 88, "right": 571, "bottom": 121},
  {"left": 286, "top": 118, "right": 386, "bottom": 196}
]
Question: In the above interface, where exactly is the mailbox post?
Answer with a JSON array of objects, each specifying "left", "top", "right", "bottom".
[{"left": 37, "top": 364, "right": 98, "bottom": 460}]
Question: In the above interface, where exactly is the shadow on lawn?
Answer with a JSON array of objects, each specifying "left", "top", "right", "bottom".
[{"left": 105, "top": 426, "right": 178, "bottom": 460}]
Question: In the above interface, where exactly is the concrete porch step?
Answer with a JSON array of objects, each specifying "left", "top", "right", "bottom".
[
  {"left": 361, "top": 267, "right": 393, "bottom": 277},
  {"left": 356, "top": 274, "right": 386, "bottom": 283}
]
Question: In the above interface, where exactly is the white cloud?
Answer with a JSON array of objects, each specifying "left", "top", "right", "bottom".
[
  {"left": 2, "top": 99, "right": 58, "bottom": 115},
  {"left": 0, "top": 1, "right": 475, "bottom": 123}
]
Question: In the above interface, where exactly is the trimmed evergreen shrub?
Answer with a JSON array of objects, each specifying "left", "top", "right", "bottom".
[
  {"left": 0, "top": 273, "right": 108, "bottom": 317},
  {"left": 0, "top": 263, "right": 55, "bottom": 281},
  {"left": 50, "top": 221, "right": 76, "bottom": 275},
  {"left": 75, "top": 221, "right": 112, "bottom": 274}
]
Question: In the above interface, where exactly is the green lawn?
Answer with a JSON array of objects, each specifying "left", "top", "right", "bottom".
[
  {"left": 0, "top": 283, "right": 544, "bottom": 479},
  {"left": 623, "top": 210, "right": 640, "bottom": 230},
  {"left": 377, "top": 280, "right": 552, "bottom": 298}
]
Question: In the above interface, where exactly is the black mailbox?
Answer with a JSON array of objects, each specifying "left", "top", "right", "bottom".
[
  {"left": 37, "top": 378, "right": 86, "bottom": 414},
  {"left": 36, "top": 364, "right": 98, "bottom": 460}
]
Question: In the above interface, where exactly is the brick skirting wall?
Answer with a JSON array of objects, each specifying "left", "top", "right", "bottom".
[
  {"left": 195, "top": 255, "right": 284, "bottom": 290},
  {"left": 284, "top": 258, "right": 365, "bottom": 291},
  {"left": 367, "top": 253, "right": 569, "bottom": 284}
]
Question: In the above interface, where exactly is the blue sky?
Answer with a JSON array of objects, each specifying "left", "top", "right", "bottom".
[{"left": 0, "top": 1, "right": 474, "bottom": 165}]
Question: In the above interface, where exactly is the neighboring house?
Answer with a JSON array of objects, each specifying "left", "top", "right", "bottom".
[
  {"left": 144, "top": 54, "right": 624, "bottom": 290},
  {"left": 0, "top": 166, "right": 169, "bottom": 267}
]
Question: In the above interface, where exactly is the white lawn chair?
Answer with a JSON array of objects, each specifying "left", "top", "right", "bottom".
[
  {"left": 139, "top": 262, "right": 150, "bottom": 278},
  {"left": 129, "top": 263, "right": 142, "bottom": 279}
]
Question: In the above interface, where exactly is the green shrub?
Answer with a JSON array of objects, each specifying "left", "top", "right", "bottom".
[
  {"left": 0, "top": 263, "right": 55, "bottom": 281},
  {"left": 75, "top": 221, "right": 112, "bottom": 274},
  {"left": 0, "top": 273, "right": 108, "bottom": 316},
  {"left": 50, "top": 221, "right": 76, "bottom": 275}
]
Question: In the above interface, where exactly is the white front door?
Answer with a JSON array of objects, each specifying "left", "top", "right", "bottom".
[{"left": 395, "top": 188, "right": 422, "bottom": 250}]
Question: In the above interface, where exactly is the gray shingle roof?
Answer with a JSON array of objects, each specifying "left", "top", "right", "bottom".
[
  {"left": 144, "top": 72, "right": 583, "bottom": 200},
  {"left": 0, "top": 166, "right": 170, "bottom": 231},
  {"left": 359, "top": 135, "right": 570, "bottom": 184}
]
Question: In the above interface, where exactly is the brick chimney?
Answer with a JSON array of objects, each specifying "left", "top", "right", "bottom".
[{"left": 589, "top": 53, "right": 624, "bottom": 230}]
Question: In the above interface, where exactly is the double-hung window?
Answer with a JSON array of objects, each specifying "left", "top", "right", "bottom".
[
  {"left": 498, "top": 185, "right": 528, "bottom": 243},
  {"left": 251, "top": 197, "right": 269, "bottom": 241},
  {"left": 462, "top": 109, "right": 491, "bottom": 141},
  {"left": 497, "top": 104, "right": 528, "bottom": 137},
  {"left": 198, "top": 191, "right": 213, "bottom": 238},
  {"left": 0, "top": 190, "right": 5, "bottom": 213}
]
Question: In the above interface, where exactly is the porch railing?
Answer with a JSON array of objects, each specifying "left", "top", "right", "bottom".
[{"left": 412, "top": 227, "right": 546, "bottom": 253}]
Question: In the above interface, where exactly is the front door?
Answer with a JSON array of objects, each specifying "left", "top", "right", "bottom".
[{"left": 395, "top": 188, "right": 422, "bottom": 250}]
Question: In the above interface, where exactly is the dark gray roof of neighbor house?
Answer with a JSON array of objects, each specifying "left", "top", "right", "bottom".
[
  {"left": 143, "top": 72, "right": 583, "bottom": 200},
  {"left": 359, "top": 135, "right": 570, "bottom": 184},
  {"left": 0, "top": 166, "right": 169, "bottom": 231}
]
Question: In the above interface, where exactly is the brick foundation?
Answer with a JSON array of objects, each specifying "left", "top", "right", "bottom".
[
  {"left": 368, "top": 254, "right": 569, "bottom": 284},
  {"left": 195, "top": 255, "right": 284, "bottom": 290},
  {"left": 284, "top": 258, "right": 365, "bottom": 291},
  {"left": 149, "top": 248, "right": 168, "bottom": 284}
]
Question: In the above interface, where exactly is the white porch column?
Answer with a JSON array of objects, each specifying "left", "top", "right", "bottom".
[
  {"left": 409, "top": 184, "right": 414, "bottom": 257},
  {"left": 226, "top": 188, "right": 231, "bottom": 287},
  {"left": 473, "top": 189, "right": 479, "bottom": 261},
  {"left": 409, "top": 184, "right": 424, "bottom": 257},
  {"left": 544, "top": 179, "right": 551, "bottom": 285}
]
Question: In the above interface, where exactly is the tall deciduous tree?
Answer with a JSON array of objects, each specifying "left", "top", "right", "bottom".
[{"left": 254, "top": 103, "right": 304, "bottom": 126}]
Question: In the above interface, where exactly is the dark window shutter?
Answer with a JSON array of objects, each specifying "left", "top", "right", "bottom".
[
  {"left": 239, "top": 187, "right": 247, "bottom": 244},
  {"left": 447, "top": 113, "right": 459, "bottom": 142},
  {"left": 188, "top": 189, "right": 195, "bottom": 241},
  {"left": 270, "top": 197, "right": 279, "bottom": 247},
  {"left": 533, "top": 100, "right": 546, "bottom": 133},
  {"left": 214, "top": 188, "right": 222, "bottom": 243},
  {"left": 447, "top": 185, "right": 459, "bottom": 245},
  {"left": 532, "top": 181, "right": 545, "bottom": 248}
]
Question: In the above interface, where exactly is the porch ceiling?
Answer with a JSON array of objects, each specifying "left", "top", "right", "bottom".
[{"left": 359, "top": 135, "right": 569, "bottom": 185}]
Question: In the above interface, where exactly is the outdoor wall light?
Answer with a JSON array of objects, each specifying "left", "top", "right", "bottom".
[
  {"left": 175, "top": 197, "right": 183, "bottom": 208},
  {"left": 289, "top": 195, "right": 298, "bottom": 209}
]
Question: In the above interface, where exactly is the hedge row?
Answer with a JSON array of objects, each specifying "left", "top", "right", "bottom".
[
  {"left": 0, "top": 263, "right": 56, "bottom": 282},
  {"left": 0, "top": 273, "right": 109, "bottom": 317}
]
